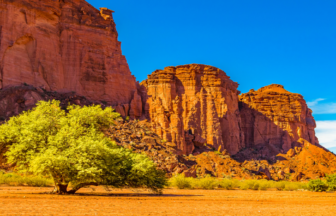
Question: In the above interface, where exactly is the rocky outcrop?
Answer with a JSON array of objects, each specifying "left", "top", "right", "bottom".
[
  {"left": 140, "top": 64, "right": 243, "bottom": 155},
  {"left": 239, "top": 84, "right": 318, "bottom": 155},
  {"left": 141, "top": 65, "right": 321, "bottom": 158},
  {"left": 0, "top": 0, "right": 141, "bottom": 116}
]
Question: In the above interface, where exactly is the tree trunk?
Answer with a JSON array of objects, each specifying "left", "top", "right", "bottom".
[{"left": 52, "top": 183, "right": 68, "bottom": 194}]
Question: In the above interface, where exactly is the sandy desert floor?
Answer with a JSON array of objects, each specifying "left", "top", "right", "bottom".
[{"left": 0, "top": 186, "right": 335, "bottom": 216}]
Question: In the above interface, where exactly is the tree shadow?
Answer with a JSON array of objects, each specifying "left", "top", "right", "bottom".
[{"left": 62, "top": 192, "right": 202, "bottom": 198}]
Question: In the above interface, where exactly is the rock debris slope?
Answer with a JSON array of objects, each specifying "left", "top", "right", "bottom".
[
  {"left": 104, "top": 120, "right": 336, "bottom": 180},
  {"left": 0, "top": 0, "right": 141, "bottom": 117}
]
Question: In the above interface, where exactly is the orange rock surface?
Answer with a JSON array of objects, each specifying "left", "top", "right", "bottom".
[
  {"left": 141, "top": 66, "right": 323, "bottom": 158},
  {"left": 0, "top": 0, "right": 140, "bottom": 116},
  {"left": 140, "top": 64, "right": 243, "bottom": 155},
  {"left": 239, "top": 84, "right": 318, "bottom": 154}
]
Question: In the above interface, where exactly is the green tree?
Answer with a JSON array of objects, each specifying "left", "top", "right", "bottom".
[{"left": 0, "top": 100, "right": 167, "bottom": 194}]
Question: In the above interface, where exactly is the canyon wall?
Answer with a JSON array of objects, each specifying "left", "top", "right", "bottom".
[
  {"left": 0, "top": 0, "right": 141, "bottom": 116},
  {"left": 140, "top": 64, "right": 243, "bottom": 155},
  {"left": 239, "top": 84, "right": 318, "bottom": 152}
]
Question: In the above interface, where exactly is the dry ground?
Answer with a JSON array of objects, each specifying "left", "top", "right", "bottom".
[{"left": 0, "top": 186, "right": 335, "bottom": 216}]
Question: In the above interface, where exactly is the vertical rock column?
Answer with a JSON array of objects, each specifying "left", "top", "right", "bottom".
[{"left": 141, "top": 64, "right": 242, "bottom": 155}]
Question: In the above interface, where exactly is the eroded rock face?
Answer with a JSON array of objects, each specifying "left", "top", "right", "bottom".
[
  {"left": 0, "top": 0, "right": 140, "bottom": 115},
  {"left": 0, "top": 84, "right": 111, "bottom": 121},
  {"left": 141, "top": 66, "right": 320, "bottom": 158},
  {"left": 239, "top": 84, "right": 318, "bottom": 153},
  {"left": 140, "top": 64, "right": 243, "bottom": 155}
]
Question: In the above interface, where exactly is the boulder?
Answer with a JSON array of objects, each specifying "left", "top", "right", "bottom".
[{"left": 141, "top": 136, "right": 157, "bottom": 146}]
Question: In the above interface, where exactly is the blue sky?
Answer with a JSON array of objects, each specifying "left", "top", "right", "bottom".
[{"left": 87, "top": 0, "right": 336, "bottom": 152}]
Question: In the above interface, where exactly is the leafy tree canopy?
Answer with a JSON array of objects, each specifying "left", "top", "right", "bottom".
[{"left": 0, "top": 100, "right": 167, "bottom": 194}]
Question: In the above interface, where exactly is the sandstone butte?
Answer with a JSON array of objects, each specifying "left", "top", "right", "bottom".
[
  {"left": 0, "top": 0, "right": 142, "bottom": 119},
  {"left": 140, "top": 65, "right": 323, "bottom": 158}
]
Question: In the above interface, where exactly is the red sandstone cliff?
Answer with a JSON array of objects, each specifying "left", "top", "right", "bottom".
[
  {"left": 0, "top": 0, "right": 141, "bottom": 116},
  {"left": 239, "top": 84, "right": 318, "bottom": 154},
  {"left": 141, "top": 65, "right": 321, "bottom": 158},
  {"left": 140, "top": 64, "right": 243, "bottom": 155}
]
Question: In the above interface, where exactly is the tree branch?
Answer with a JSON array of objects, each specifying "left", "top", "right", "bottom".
[{"left": 67, "top": 182, "right": 99, "bottom": 194}]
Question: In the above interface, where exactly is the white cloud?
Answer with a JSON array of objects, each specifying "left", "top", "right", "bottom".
[
  {"left": 316, "top": 121, "right": 336, "bottom": 149},
  {"left": 307, "top": 99, "right": 336, "bottom": 114},
  {"left": 307, "top": 98, "right": 325, "bottom": 107}
]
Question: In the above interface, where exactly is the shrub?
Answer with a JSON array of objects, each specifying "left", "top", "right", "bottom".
[
  {"left": 274, "top": 181, "right": 286, "bottom": 191},
  {"left": 218, "top": 179, "right": 234, "bottom": 190},
  {"left": 239, "top": 180, "right": 257, "bottom": 190},
  {"left": 308, "top": 179, "right": 328, "bottom": 192},
  {"left": 198, "top": 176, "right": 217, "bottom": 190},
  {"left": 0, "top": 172, "right": 53, "bottom": 187},
  {"left": 284, "top": 183, "right": 300, "bottom": 191},
  {"left": 258, "top": 180, "right": 272, "bottom": 190},
  {"left": 24, "top": 176, "right": 53, "bottom": 187},
  {"left": 169, "top": 174, "right": 193, "bottom": 189},
  {"left": 326, "top": 174, "right": 336, "bottom": 191}
]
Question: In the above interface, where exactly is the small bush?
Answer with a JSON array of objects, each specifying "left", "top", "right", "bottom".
[
  {"left": 308, "top": 179, "right": 328, "bottom": 192},
  {"left": 25, "top": 176, "right": 53, "bottom": 187},
  {"left": 169, "top": 174, "right": 193, "bottom": 189},
  {"left": 239, "top": 180, "right": 257, "bottom": 190},
  {"left": 274, "top": 181, "right": 286, "bottom": 191},
  {"left": 326, "top": 174, "right": 336, "bottom": 191},
  {"left": 258, "top": 180, "right": 272, "bottom": 190},
  {"left": 284, "top": 183, "right": 300, "bottom": 191},
  {"left": 198, "top": 177, "right": 217, "bottom": 190},
  {"left": 0, "top": 172, "right": 53, "bottom": 187},
  {"left": 218, "top": 179, "right": 234, "bottom": 190}
]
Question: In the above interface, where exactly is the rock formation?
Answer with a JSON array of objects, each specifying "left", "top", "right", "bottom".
[
  {"left": 141, "top": 65, "right": 321, "bottom": 158},
  {"left": 239, "top": 84, "right": 318, "bottom": 155},
  {"left": 140, "top": 64, "right": 243, "bottom": 155},
  {"left": 0, "top": 0, "right": 141, "bottom": 116}
]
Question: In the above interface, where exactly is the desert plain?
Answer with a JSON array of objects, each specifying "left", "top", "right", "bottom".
[{"left": 0, "top": 186, "right": 335, "bottom": 216}]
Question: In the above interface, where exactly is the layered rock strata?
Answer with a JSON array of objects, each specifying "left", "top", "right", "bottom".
[
  {"left": 0, "top": 0, "right": 140, "bottom": 116},
  {"left": 140, "top": 64, "right": 243, "bottom": 155},
  {"left": 239, "top": 84, "right": 318, "bottom": 154}
]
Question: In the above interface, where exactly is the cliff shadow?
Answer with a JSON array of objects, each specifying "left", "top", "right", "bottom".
[{"left": 232, "top": 101, "right": 311, "bottom": 164}]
